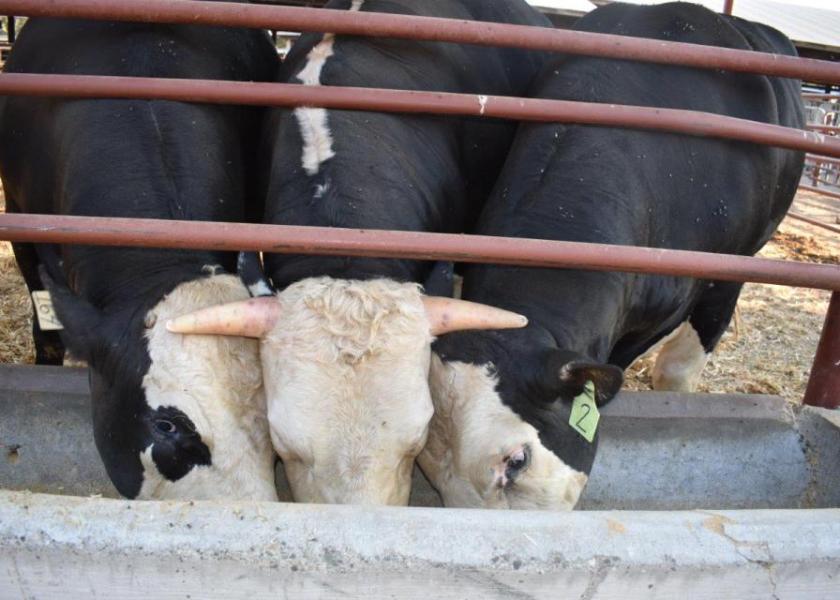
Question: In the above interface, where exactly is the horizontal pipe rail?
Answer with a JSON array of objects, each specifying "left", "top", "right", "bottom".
[
  {"left": 1, "top": 214, "right": 839, "bottom": 291},
  {"left": 803, "top": 164, "right": 840, "bottom": 186},
  {"left": 807, "top": 176, "right": 840, "bottom": 189},
  {"left": 800, "top": 184, "right": 840, "bottom": 201},
  {"left": 1, "top": 0, "right": 840, "bottom": 84},
  {"left": 808, "top": 124, "right": 840, "bottom": 134},
  {"left": 787, "top": 212, "right": 840, "bottom": 235},
  {"left": 806, "top": 155, "right": 840, "bottom": 168},
  {"left": 2, "top": 73, "right": 840, "bottom": 158},
  {"left": 802, "top": 93, "right": 840, "bottom": 101}
]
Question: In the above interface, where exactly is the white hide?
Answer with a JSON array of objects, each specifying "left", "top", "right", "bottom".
[
  {"left": 139, "top": 274, "right": 277, "bottom": 501},
  {"left": 651, "top": 321, "right": 709, "bottom": 392},
  {"left": 247, "top": 278, "right": 274, "bottom": 299},
  {"left": 420, "top": 355, "right": 588, "bottom": 510},
  {"left": 259, "top": 277, "right": 434, "bottom": 505},
  {"left": 294, "top": 0, "right": 366, "bottom": 176}
]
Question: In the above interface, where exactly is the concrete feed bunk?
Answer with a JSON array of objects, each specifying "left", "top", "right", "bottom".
[{"left": 1, "top": 364, "right": 840, "bottom": 598}]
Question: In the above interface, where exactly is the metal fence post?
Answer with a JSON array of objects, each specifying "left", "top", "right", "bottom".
[{"left": 804, "top": 292, "right": 840, "bottom": 408}]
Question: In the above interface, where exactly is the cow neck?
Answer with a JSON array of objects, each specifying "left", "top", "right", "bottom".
[
  {"left": 264, "top": 255, "right": 425, "bottom": 292},
  {"left": 66, "top": 252, "right": 232, "bottom": 314}
]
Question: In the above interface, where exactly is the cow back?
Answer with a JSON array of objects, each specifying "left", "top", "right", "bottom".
[
  {"left": 262, "top": 0, "right": 550, "bottom": 288},
  {"left": 0, "top": 17, "right": 277, "bottom": 306}
]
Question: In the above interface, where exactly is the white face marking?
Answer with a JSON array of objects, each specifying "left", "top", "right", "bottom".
[
  {"left": 139, "top": 275, "right": 277, "bottom": 501},
  {"left": 260, "top": 277, "right": 434, "bottom": 505},
  {"left": 419, "top": 355, "right": 588, "bottom": 510},
  {"left": 293, "top": 0, "right": 365, "bottom": 177},
  {"left": 651, "top": 321, "right": 709, "bottom": 392}
]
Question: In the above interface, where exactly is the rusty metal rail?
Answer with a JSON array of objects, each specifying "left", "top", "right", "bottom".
[
  {"left": 806, "top": 155, "right": 840, "bottom": 168},
  {"left": 812, "top": 177, "right": 840, "bottom": 189},
  {"left": 807, "top": 175, "right": 840, "bottom": 189},
  {"left": 1, "top": 73, "right": 839, "bottom": 158},
  {"left": 0, "top": 1, "right": 837, "bottom": 405},
  {"left": 808, "top": 124, "right": 840, "bottom": 134},
  {"left": 2, "top": 0, "right": 840, "bottom": 84},
  {"left": 800, "top": 184, "right": 840, "bottom": 201},
  {"left": 1, "top": 214, "right": 839, "bottom": 291},
  {"left": 803, "top": 164, "right": 840, "bottom": 187},
  {"left": 787, "top": 212, "right": 840, "bottom": 235}
]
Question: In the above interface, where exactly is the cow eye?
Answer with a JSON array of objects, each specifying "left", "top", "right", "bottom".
[
  {"left": 506, "top": 445, "right": 531, "bottom": 475},
  {"left": 155, "top": 419, "right": 177, "bottom": 434}
]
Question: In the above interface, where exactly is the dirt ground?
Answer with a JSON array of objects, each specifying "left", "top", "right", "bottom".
[
  {"left": 625, "top": 189, "right": 839, "bottom": 402},
  {"left": 1, "top": 187, "right": 837, "bottom": 403}
]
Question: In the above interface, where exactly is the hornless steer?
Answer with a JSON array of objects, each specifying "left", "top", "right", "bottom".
[
  {"left": 419, "top": 2, "right": 805, "bottom": 510},
  {"left": 0, "top": 13, "right": 280, "bottom": 500}
]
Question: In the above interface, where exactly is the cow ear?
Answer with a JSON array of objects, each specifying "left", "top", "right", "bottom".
[
  {"left": 422, "top": 261, "right": 456, "bottom": 298},
  {"left": 542, "top": 350, "right": 624, "bottom": 406},
  {"left": 38, "top": 265, "right": 106, "bottom": 364},
  {"left": 237, "top": 252, "right": 275, "bottom": 297}
]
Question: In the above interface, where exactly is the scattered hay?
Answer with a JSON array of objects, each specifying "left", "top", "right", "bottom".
[
  {"left": 0, "top": 188, "right": 35, "bottom": 364},
  {"left": 768, "top": 230, "right": 839, "bottom": 265},
  {"left": 626, "top": 191, "right": 838, "bottom": 404}
]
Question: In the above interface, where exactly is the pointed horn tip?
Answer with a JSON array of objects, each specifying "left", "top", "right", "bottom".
[
  {"left": 165, "top": 318, "right": 187, "bottom": 333},
  {"left": 493, "top": 312, "right": 528, "bottom": 329}
]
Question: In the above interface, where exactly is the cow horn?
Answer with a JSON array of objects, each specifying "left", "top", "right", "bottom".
[
  {"left": 165, "top": 297, "right": 280, "bottom": 338},
  {"left": 422, "top": 297, "right": 528, "bottom": 335}
]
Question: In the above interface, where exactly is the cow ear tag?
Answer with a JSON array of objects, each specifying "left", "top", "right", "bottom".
[
  {"left": 569, "top": 380, "right": 599, "bottom": 443},
  {"left": 31, "top": 290, "right": 64, "bottom": 331}
]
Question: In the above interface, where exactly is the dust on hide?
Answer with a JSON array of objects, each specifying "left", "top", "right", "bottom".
[
  {"left": 0, "top": 15, "right": 279, "bottom": 500},
  {"left": 169, "top": 0, "right": 550, "bottom": 505},
  {"left": 422, "top": 2, "right": 805, "bottom": 510}
]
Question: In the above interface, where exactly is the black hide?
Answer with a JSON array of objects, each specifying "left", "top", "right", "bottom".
[
  {"left": 0, "top": 13, "right": 277, "bottom": 497},
  {"left": 434, "top": 2, "right": 805, "bottom": 476}
]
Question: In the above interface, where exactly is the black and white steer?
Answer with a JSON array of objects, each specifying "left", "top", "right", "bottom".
[
  {"left": 0, "top": 15, "right": 279, "bottom": 500},
  {"left": 420, "top": 2, "right": 806, "bottom": 509},
  {"left": 167, "top": 0, "right": 550, "bottom": 505}
]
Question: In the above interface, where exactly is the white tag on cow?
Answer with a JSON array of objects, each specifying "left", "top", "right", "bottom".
[{"left": 31, "top": 290, "right": 64, "bottom": 331}]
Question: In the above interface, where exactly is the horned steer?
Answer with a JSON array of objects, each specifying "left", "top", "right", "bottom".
[
  {"left": 420, "top": 2, "right": 805, "bottom": 509},
  {"left": 168, "top": 0, "right": 550, "bottom": 505}
]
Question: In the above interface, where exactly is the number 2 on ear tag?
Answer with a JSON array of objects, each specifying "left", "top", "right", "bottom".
[{"left": 569, "top": 380, "right": 599, "bottom": 443}]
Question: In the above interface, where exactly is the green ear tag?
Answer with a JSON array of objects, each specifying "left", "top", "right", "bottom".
[{"left": 569, "top": 380, "right": 599, "bottom": 443}]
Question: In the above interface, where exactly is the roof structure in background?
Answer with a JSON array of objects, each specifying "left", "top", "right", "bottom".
[
  {"left": 248, "top": 1, "right": 840, "bottom": 54},
  {"left": 597, "top": 0, "right": 840, "bottom": 52}
]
